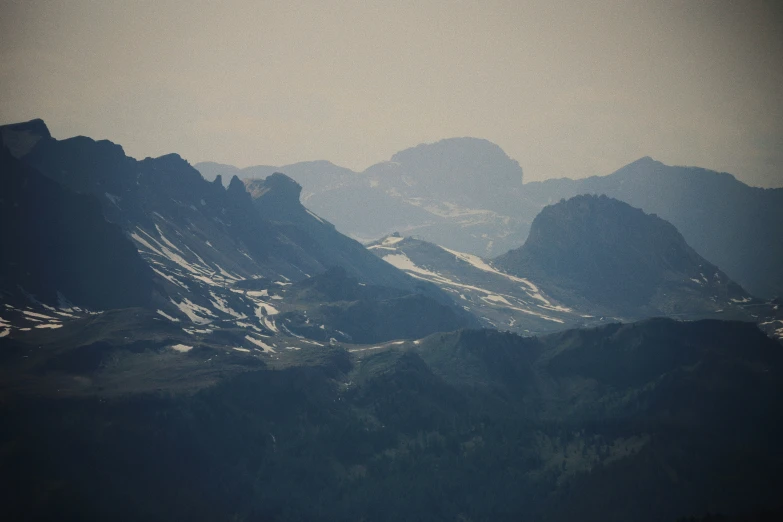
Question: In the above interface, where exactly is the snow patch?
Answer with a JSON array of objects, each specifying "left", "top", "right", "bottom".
[
  {"left": 245, "top": 335, "right": 277, "bottom": 353},
  {"left": 256, "top": 303, "right": 279, "bottom": 316},
  {"left": 306, "top": 209, "right": 325, "bottom": 224},
  {"left": 156, "top": 310, "right": 180, "bottom": 322},
  {"left": 483, "top": 294, "right": 513, "bottom": 306},
  {"left": 151, "top": 267, "right": 190, "bottom": 290},
  {"left": 209, "top": 291, "right": 246, "bottom": 319},
  {"left": 170, "top": 298, "right": 214, "bottom": 324},
  {"left": 23, "top": 311, "right": 58, "bottom": 321}
]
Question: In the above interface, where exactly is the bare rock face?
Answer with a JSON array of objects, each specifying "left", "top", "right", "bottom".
[{"left": 244, "top": 172, "right": 303, "bottom": 218}]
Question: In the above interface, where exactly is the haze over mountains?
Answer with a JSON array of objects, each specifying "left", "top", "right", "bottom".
[
  {"left": 1, "top": 118, "right": 782, "bottom": 521},
  {"left": 198, "top": 143, "right": 783, "bottom": 299},
  {"left": 198, "top": 137, "right": 530, "bottom": 255}
]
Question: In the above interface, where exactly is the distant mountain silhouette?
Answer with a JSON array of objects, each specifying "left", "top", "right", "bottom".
[
  {"left": 199, "top": 152, "right": 783, "bottom": 297},
  {"left": 495, "top": 195, "right": 751, "bottom": 318},
  {"left": 522, "top": 157, "right": 783, "bottom": 298},
  {"left": 197, "top": 137, "right": 529, "bottom": 254},
  {"left": 379, "top": 137, "right": 524, "bottom": 211}
]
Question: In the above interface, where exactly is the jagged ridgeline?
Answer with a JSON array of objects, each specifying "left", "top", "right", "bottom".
[
  {"left": 0, "top": 127, "right": 154, "bottom": 309},
  {"left": 197, "top": 148, "right": 783, "bottom": 300},
  {"left": 0, "top": 118, "right": 475, "bottom": 347}
]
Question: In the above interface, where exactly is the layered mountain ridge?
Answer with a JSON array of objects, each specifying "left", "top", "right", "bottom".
[
  {"left": 522, "top": 157, "right": 783, "bottom": 298},
  {"left": 197, "top": 146, "right": 783, "bottom": 298},
  {"left": 1, "top": 118, "right": 782, "bottom": 522},
  {"left": 197, "top": 137, "right": 529, "bottom": 254}
]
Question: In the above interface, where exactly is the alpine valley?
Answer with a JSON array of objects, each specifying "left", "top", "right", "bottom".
[{"left": 1, "top": 119, "right": 782, "bottom": 522}]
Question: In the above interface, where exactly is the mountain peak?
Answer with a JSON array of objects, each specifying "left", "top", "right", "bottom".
[
  {"left": 265, "top": 172, "right": 302, "bottom": 198},
  {"left": 1, "top": 118, "right": 51, "bottom": 139},
  {"left": 151, "top": 152, "right": 189, "bottom": 167},
  {"left": 378, "top": 136, "right": 523, "bottom": 210},
  {"left": 227, "top": 174, "right": 248, "bottom": 196},
  {"left": 390, "top": 137, "right": 518, "bottom": 173},
  {"left": 495, "top": 194, "right": 747, "bottom": 316},
  {"left": 245, "top": 172, "right": 302, "bottom": 204},
  {"left": 632, "top": 155, "right": 658, "bottom": 165},
  {"left": 614, "top": 156, "right": 667, "bottom": 175},
  {"left": 0, "top": 118, "right": 53, "bottom": 158}
]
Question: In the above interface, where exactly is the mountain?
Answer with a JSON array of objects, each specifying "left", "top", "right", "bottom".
[
  {"left": 522, "top": 157, "right": 783, "bottom": 298},
  {"left": 2, "top": 118, "right": 782, "bottom": 521},
  {"left": 199, "top": 153, "right": 783, "bottom": 298},
  {"left": 0, "top": 119, "right": 467, "bottom": 351},
  {"left": 197, "top": 138, "right": 523, "bottom": 210},
  {"left": 196, "top": 137, "right": 530, "bottom": 254},
  {"left": 0, "top": 118, "right": 52, "bottom": 157},
  {"left": 0, "top": 138, "right": 154, "bottom": 310},
  {"left": 243, "top": 173, "right": 452, "bottom": 297},
  {"left": 494, "top": 195, "right": 753, "bottom": 319},
  {"left": 6, "top": 120, "right": 421, "bottom": 292},
  {"left": 2, "top": 318, "right": 781, "bottom": 521},
  {"left": 366, "top": 233, "right": 601, "bottom": 334},
  {"left": 373, "top": 137, "right": 524, "bottom": 211}
]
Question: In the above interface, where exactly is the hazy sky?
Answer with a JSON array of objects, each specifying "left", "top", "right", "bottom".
[{"left": 1, "top": 0, "right": 782, "bottom": 186}]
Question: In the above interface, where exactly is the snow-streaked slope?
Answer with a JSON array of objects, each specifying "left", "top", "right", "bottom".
[{"left": 368, "top": 235, "right": 603, "bottom": 335}]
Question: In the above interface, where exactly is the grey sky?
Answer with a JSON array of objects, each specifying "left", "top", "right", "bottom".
[{"left": 1, "top": 0, "right": 781, "bottom": 186}]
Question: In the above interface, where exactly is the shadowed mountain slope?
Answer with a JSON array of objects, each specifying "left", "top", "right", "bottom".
[
  {"left": 1, "top": 317, "right": 781, "bottom": 522},
  {"left": 0, "top": 140, "right": 154, "bottom": 309},
  {"left": 495, "top": 195, "right": 751, "bottom": 318}
]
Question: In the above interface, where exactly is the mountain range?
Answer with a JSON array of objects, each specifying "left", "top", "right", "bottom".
[
  {"left": 198, "top": 147, "right": 783, "bottom": 299},
  {"left": 1, "top": 118, "right": 782, "bottom": 521}
]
